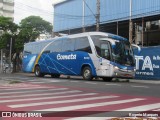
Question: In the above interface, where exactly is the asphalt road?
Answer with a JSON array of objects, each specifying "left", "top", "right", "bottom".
[
  {"left": 0, "top": 73, "right": 160, "bottom": 119},
  {"left": 1, "top": 73, "right": 159, "bottom": 97}
]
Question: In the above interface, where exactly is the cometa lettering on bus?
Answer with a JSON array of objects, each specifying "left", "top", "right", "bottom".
[{"left": 57, "top": 54, "right": 77, "bottom": 60}]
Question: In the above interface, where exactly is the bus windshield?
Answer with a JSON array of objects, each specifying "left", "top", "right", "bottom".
[
  {"left": 112, "top": 41, "right": 135, "bottom": 66},
  {"left": 91, "top": 35, "right": 135, "bottom": 66}
]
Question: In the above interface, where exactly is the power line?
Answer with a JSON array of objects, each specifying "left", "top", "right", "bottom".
[{"left": 83, "top": 0, "right": 96, "bottom": 18}]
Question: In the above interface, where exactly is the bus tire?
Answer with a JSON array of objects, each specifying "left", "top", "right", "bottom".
[
  {"left": 51, "top": 74, "right": 60, "bottom": 78},
  {"left": 34, "top": 65, "right": 44, "bottom": 77},
  {"left": 82, "top": 66, "right": 93, "bottom": 80},
  {"left": 102, "top": 77, "right": 112, "bottom": 82}
]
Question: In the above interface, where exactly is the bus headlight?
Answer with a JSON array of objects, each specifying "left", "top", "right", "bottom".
[
  {"left": 134, "top": 68, "right": 136, "bottom": 72},
  {"left": 114, "top": 66, "right": 119, "bottom": 70}
]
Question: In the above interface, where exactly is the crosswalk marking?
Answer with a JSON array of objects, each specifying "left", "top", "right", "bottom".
[
  {"left": 0, "top": 83, "right": 159, "bottom": 119},
  {"left": 117, "top": 103, "right": 160, "bottom": 111},
  {"left": 0, "top": 88, "right": 60, "bottom": 95},
  {"left": 153, "top": 108, "right": 160, "bottom": 111},
  {"left": 0, "top": 90, "right": 82, "bottom": 103},
  {"left": 0, "top": 87, "right": 50, "bottom": 91},
  {"left": 35, "top": 98, "right": 144, "bottom": 112},
  {"left": 0, "top": 88, "right": 69, "bottom": 98},
  {"left": 9, "top": 95, "right": 118, "bottom": 108}
]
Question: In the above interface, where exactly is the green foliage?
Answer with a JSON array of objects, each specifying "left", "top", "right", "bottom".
[
  {"left": 0, "top": 16, "right": 18, "bottom": 49},
  {"left": 0, "top": 16, "right": 53, "bottom": 51},
  {"left": 19, "top": 16, "right": 53, "bottom": 42},
  {"left": 0, "top": 16, "right": 18, "bottom": 34},
  {"left": 0, "top": 33, "right": 11, "bottom": 49}
]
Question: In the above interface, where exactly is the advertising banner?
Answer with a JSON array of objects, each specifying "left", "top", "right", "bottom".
[{"left": 134, "top": 46, "right": 160, "bottom": 80}]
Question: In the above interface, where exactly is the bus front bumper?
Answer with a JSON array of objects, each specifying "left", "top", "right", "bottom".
[{"left": 114, "top": 68, "right": 135, "bottom": 79}]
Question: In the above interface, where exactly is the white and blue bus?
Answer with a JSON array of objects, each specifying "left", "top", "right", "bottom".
[{"left": 22, "top": 32, "right": 137, "bottom": 81}]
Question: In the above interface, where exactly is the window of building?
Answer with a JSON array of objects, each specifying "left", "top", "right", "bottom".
[{"left": 150, "top": 20, "right": 159, "bottom": 30}]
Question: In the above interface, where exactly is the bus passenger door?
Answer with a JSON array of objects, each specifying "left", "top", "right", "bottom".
[{"left": 94, "top": 41, "right": 112, "bottom": 77}]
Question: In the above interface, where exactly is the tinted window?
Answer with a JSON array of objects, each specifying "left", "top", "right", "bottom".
[
  {"left": 91, "top": 35, "right": 111, "bottom": 60},
  {"left": 62, "top": 38, "right": 75, "bottom": 52},
  {"left": 24, "top": 44, "right": 32, "bottom": 54},
  {"left": 50, "top": 40, "right": 62, "bottom": 52},
  {"left": 75, "top": 37, "right": 92, "bottom": 53}
]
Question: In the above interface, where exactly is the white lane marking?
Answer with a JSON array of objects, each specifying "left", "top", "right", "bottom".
[
  {"left": 0, "top": 88, "right": 60, "bottom": 95},
  {"left": 105, "top": 84, "right": 121, "bottom": 86},
  {"left": 0, "top": 90, "right": 82, "bottom": 103},
  {"left": 153, "top": 109, "right": 160, "bottom": 111},
  {"left": 30, "top": 82, "right": 47, "bottom": 83},
  {"left": 9, "top": 95, "right": 118, "bottom": 108},
  {"left": 70, "top": 81, "right": 80, "bottom": 83},
  {"left": 117, "top": 103, "right": 160, "bottom": 111},
  {"left": 24, "top": 80, "right": 39, "bottom": 82},
  {"left": 0, "top": 87, "right": 49, "bottom": 90},
  {"left": 0, "top": 88, "right": 69, "bottom": 98},
  {"left": 85, "top": 82, "right": 97, "bottom": 85},
  {"left": 36, "top": 98, "right": 144, "bottom": 112},
  {"left": 30, "top": 80, "right": 67, "bottom": 83},
  {"left": 131, "top": 85, "right": 149, "bottom": 88}
]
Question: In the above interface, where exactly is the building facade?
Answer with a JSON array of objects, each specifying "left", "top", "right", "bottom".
[
  {"left": 53, "top": 0, "right": 160, "bottom": 46},
  {"left": 0, "top": 0, "right": 14, "bottom": 19}
]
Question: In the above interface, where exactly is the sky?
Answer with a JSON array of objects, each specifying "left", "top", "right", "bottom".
[{"left": 14, "top": 0, "right": 64, "bottom": 25}]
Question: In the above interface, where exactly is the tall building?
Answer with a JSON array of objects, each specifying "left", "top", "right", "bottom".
[{"left": 0, "top": 0, "right": 14, "bottom": 19}]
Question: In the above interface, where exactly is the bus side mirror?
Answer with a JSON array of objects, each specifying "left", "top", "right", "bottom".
[{"left": 131, "top": 44, "right": 141, "bottom": 53}]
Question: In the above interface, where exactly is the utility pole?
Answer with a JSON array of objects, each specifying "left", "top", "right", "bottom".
[
  {"left": 96, "top": 0, "right": 100, "bottom": 31},
  {"left": 0, "top": 49, "right": 3, "bottom": 73},
  {"left": 82, "top": 0, "right": 85, "bottom": 32},
  {"left": 142, "top": 18, "right": 144, "bottom": 47},
  {"left": 129, "top": 0, "right": 133, "bottom": 43}
]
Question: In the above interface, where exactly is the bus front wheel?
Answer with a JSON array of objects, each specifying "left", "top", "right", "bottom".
[
  {"left": 35, "top": 65, "right": 44, "bottom": 77},
  {"left": 82, "top": 67, "right": 93, "bottom": 80}
]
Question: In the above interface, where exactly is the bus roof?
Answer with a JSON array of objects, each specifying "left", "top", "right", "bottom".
[{"left": 24, "top": 32, "right": 128, "bottom": 46}]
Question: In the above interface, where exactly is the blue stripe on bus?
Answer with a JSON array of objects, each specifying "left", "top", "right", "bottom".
[{"left": 32, "top": 51, "right": 97, "bottom": 76}]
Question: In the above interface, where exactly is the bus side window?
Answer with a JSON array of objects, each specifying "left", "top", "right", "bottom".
[
  {"left": 43, "top": 50, "right": 50, "bottom": 54},
  {"left": 101, "top": 43, "right": 111, "bottom": 60},
  {"left": 24, "top": 51, "right": 31, "bottom": 55},
  {"left": 62, "top": 38, "right": 75, "bottom": 52},
  {"left": 75, "top": 37, "right": 92, "bottom": 53},
  {"left": 50, "top": 40, "right": 62, "bottom": 53}
]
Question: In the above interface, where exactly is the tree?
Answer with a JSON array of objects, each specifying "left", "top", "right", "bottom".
[
  {"left": 0, "top": 16, "right": 18, "bottom": 49},
  {"left": 18, "top": 16, "right": 53, "bottom": 42}
]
